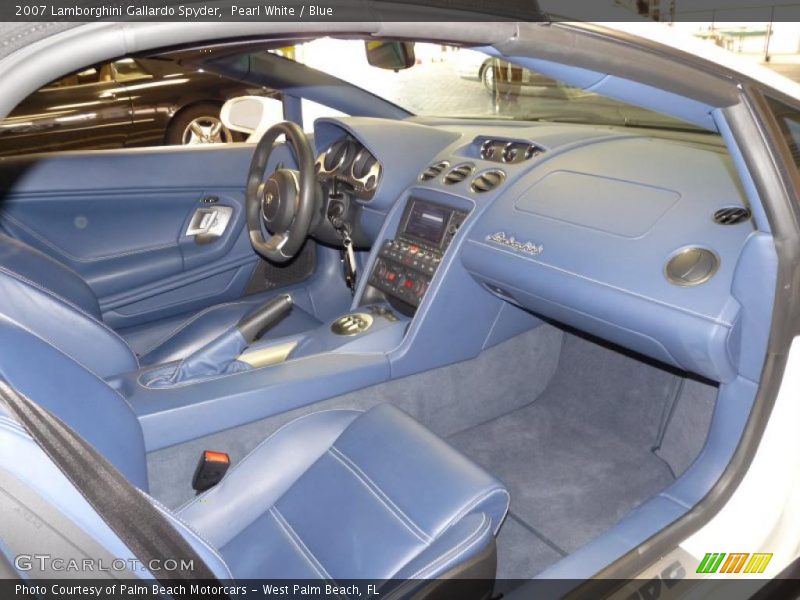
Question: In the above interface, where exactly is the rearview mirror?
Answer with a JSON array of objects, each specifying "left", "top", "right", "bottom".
[{"left": 364, "top": 41, "right": 416, "bottom": 71}]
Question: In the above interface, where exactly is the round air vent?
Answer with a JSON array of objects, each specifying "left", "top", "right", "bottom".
[
  {"left": 419, "top": 161, "right": 449, "bottom": 182},
  {"left": 443, "top": 164, "right": 474, "bottom": 185},
  {"left": 713, "top": 206, "right": 751, "bottom": 225},
  {"left": 471, "top": 169, "right": 506, "bottom": 193},
  {"left": 665, "top": 247, "right": 719, "bottom": 287},
  {"left": 524, "top": 144, "right": 544, "bottom": 159}
]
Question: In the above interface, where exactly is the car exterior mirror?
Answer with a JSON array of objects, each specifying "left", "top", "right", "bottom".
[{"left": 220, "top": 95, "right": 283, "bottom": 142}]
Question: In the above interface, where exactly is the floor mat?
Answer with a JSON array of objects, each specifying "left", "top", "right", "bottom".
[
  {"left": 448, "top": 332, "right": 683, "bottom": 574},
  {"left": 495, "top": 513, "right": 564, "bottom": 581}
]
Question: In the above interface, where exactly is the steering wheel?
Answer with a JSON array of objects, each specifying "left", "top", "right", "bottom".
[{"left": 245, "top": 121, "right": 318, "bottom": 263}]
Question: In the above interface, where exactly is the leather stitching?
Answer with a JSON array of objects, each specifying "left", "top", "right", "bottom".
[
  {"left": 0, "top": 265, "right": 138, "bottom": 367},
  {"left": 136, "top": 300, "right": 255, "bottom": 358},
  {"left": 270, "top": 507, "right": 332, "bottom": 581},
  {"left": 0, "top": 225, "right": 90, "bottom": 280},
  {"left": 442, "top": 487, "right": 510, "bottom": 536},
  {"left": 405, "top": 513, "right": 490, "bottom": 581},
  {"left": 135, "top": 348, "right": 380, "bottom": 390},
  {"left": 0, "top": 316, "right": 138, "bottom": 414},
  {"left": 148, "top": 495, "right": 234, "bottom": 579},
  {"left": 1, "top": 212, "right": 178, "bottom": 263},
  {"left": 155, "top": 324, "right": 242, "bottom": 385},
  {"left": 176, "top": 409, "right": 361, "bottom": 514},
  {"left": 329, "top": 446, "right": 432, "bottom": 543},
  {"left": 0, "top": 406, "right": 231, "bottom": 579}
]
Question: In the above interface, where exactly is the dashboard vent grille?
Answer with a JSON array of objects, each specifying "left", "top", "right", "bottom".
[
  {"left": 665, "top": 248, "right": 719, "bottom": 287},
  {"left": 713, "top": 206, "right": 751, "bottom": 225},
  {"left": 443, "top": 164, "right": 474, "bottom": 185},
  {"left": 471, "top": 169, "right": 506, "bottom": 193},
  {"left": 419, "top": 161, "right": 449, "bottom": 182}
]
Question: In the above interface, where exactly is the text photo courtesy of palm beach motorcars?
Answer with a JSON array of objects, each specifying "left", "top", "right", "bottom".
[{"left": 0, "top": 1, "right": 799, "bottom": 599}]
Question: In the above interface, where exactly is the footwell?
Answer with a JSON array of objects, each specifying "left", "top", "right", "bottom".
[{"left": 448, "top": 332, "right": 716, "bottom": 578}]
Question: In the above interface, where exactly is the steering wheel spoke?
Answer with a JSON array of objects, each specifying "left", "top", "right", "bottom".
[{"left": 245, "top": 122, "right": 318, "bottom": 263}]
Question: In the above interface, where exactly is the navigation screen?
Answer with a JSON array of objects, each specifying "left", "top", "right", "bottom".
[{"left": 403, "top": 201, "right": 450, "bottom": 246}]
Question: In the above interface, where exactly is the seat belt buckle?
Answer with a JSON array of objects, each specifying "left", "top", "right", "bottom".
[{"left": 192, "top": 450, "right": 230, "bottom": 492}]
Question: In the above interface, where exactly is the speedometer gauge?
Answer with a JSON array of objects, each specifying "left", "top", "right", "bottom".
[{"left": 323, "top": 139, "right": 352, "bottom": 172}]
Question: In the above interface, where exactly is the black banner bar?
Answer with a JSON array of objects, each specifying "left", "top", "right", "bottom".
[
  {"left": 5, "top": 577, "right": 798, "bottom": 600},
  {"left": 2, "top": 0, "right": 544, "bottom": 22},
  {"left": 3, "top": 0, "right": 800, "bottom": 22}
]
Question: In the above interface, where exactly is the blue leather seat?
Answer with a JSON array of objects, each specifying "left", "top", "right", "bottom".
[
  {"left": 0, "top": 314, "right": 508, "bottom": 583},
  {"left": 0, "top": 232, "right": 321, "bottom": 376}
]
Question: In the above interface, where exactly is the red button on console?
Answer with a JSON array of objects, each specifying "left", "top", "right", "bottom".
[
  {"left": 386, "top": 272, "right": 397, "bottom": 282},
  {"left": 403, "top": 279, "right": 414, "bottom": 289}
]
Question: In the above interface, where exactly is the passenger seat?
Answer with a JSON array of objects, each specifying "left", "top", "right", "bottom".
[{"left": 0, "top": 314, "right": 508, "bottom": 589}]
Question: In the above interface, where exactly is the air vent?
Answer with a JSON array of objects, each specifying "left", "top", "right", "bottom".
[
  {"left": 419, "top": 161, "right": 449, "bottom": 182},
  {"left": 471, "top": 169, "right": 506, "bottom": 193},
  {"left": 713, "top": 206, "right": 751, "bottom": 226},
  {"left": 525, "top": 144, "right": 544, "bottom": 159},
  {"left": 443, "top": 164, "right": 474, "bottom": 185},
  {"left": 665, "top": 247, "right": 719, "bottom": 287}
]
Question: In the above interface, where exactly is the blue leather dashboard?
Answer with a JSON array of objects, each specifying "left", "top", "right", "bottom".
[{"left": 324, "top": 118, "right": 765, "bottom": 383}]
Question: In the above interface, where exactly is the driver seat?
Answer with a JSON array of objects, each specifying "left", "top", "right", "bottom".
[{"left": 0, "top": 231, "right": 321, "bottom": 377}]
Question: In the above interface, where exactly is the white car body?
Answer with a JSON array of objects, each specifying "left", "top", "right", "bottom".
[{"left": 455, "top": 48, "right": 489, "bottom": 81}]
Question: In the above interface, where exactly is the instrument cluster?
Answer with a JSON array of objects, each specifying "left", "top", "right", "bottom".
[{"left": 315, "top": 137, "right": 382, "bottom": 200}]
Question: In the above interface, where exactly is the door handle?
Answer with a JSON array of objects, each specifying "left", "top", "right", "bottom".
[{"left": 185, "top": 206, "right": 233, "bottom": 240}]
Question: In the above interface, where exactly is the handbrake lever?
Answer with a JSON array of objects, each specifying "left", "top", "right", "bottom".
[{"left": 237, "top": 294, "right": 293, "bottom": 344}]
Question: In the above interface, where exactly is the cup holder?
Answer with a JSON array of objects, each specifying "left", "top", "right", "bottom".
[{"left": 331, "top": 313, "right": 374, "bottom": 336}]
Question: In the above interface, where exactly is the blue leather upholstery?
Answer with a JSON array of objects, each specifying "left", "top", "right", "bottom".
[
  {"left": 0, "top": 232, "right": 320, "bottom": 375},
  {"left": 0, "top": 314, "right": 148, "bottom": 490},
  {"left": 124, "top": 295, "right": 322, "bottom": 367},
  {"left": 0, "top": 314, "right": 508, "bottom": 581},
  {"left": 0, "top": 232, "right": 139, "bottom": 378},
  {"left": 179, "top": 405, "right": 508, "bottom": 580},
  {"left": 146, "top": 325, "right": 251, "bottom": 387}
]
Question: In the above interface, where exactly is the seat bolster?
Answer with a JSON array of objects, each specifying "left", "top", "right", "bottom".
[
  {"left": 333, "top": 404, "right": 510, "bottom": 537},
  {"left": 0, "top": 269, "right": 138, "bottom": 378},
  {"left": 389, "top": 512, "right": 494, "bottom": 582},
  {"left": 0, "top": 232, "right": 100, "bottom": 317},
  {"left": 178, "top": 409, "right": 361, "bottom": 548},
  {"left": 151, "top": 500, "right": 235, "bottom": 580},
  {"left": 0, "top": 316, "right": 148, "bottom": 490}
]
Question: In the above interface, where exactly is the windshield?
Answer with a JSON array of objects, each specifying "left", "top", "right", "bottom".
[{"left": 277, "top": 39, "right": 705, "bottom": 132}]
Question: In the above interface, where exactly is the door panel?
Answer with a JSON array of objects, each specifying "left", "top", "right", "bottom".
[{"left": 0, "top": 144, "right": 297, "bottom": 328}]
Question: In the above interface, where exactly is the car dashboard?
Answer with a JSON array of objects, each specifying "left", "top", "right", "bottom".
[{"left": 314, "top": 116, "right": 763, "bottom": 384}]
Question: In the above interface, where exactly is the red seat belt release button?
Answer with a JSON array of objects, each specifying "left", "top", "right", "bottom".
[{"left": 192, "top": 450, "right": 230, "bottom": 492}]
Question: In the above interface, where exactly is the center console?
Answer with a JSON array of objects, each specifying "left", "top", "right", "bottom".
[{"left": 369, "top": 198, "right": 468, "bottom": 311}]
